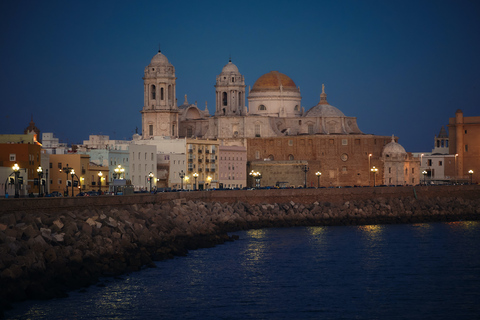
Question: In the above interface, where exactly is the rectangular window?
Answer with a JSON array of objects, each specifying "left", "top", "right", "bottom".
[
  {"left": 9, "top": 154, "right": 16, "bottom": 161},
  {"left": 149, "top": 125, "right": 153, "bottom": 136},
  {"left": 58, "top": 163, "right": 62, "bottom": 169},
  {"left": 342, "top": 139, "right": 348, "bottom": 145},
  {"left": 288, "top": 140, "right": 293, "bottom": 146},
  {"left": 255, "top": 151, "right": 260, "bottom": 159},
  {"left": 342, "top": 166, "right": 347, "bottom": 172},
  {"left": 439, "top": 161, "right": 442, "bottom": 166},
  {"left": 412, "top": 168, "right": 415, "bottom": 174},
  {"left": 329, "top": 139, "right": 334, "bottom": 145},
  {"left": 427, "top": 159, "right": 432, "bottom": 166},
  {"left": 255, "top": 124, "right": 261, "bottom": 137},
  {"left": 465, "top": 145, "right": 468, "bottom": 152}
]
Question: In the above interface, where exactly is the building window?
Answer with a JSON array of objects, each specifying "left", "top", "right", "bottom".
[
  {"left": 223, "top": 92, "right": 227, "bottom": 106},
  {"left": 160, "top": 87, "right": 164, "bottom": 100},
  {"left": 58, "top": 163, "right": 62, "bottom": 169},
  {"left": 294, "top": 105, "right": 299, "bottom": 111},
  {"left": 465, "top": 145, "right": 468, "bottom": 152},
  {"left": 342, "top": 166, "right": 347, "bottom": 172},
  {"left": 288, "top": 140, "right": 293, "bottom": 146},
  {"left": 308, "top": 124, "right": 314, "bottom": 134},
  {"left": 439, "top": 161, "right": 442, "bottom": 166},
  {"left": 258, "top": 105, "right": 266, "bottom": 111},
  {"left": 342, "top": 139, "right": 348, "bottom": 145},
  {"left": 412, "top": 168, "right": 415, "bottom": 174},
  {"left": 428, "top": 159, "right": 432, "bottom": 166},
  {"left": 329, "top": 139, "right": 334, "bottom": 145},
  {"left": 187, "top": 127, "right": 193, "bottom": 137},
  {"left": 149, "top": 125, "right": 153, "bottom": 136},
  {"left": 255, "top": 124, "right": 261, "bottom": 137},
  {"left": 151, "top": 85, "right": 156, "bottom": 100},
  {"left": 9, "top": 154, "right": 16, "bottom": 161},
  {"left": 288, "top": 154, "right": 294, "bottom": 160},
  {"left": 255, "top": 151, "right": 260, "bottom": 159}
]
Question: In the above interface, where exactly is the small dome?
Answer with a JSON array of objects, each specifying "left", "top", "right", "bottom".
[
  {"left": 221, "top": 61, "right": 239, "bottom": 74},
  {"left": 148, "top": 51, "right": 172, "bottom": 67},
  {"left": 383, "top": 136, "right": 407, "bottom": 156},
  {"left": 251, "top": 71, "right": 298, "bottom": 92},
  {"left": 305, "top": 104, "right": 345, "bottom": 117}
]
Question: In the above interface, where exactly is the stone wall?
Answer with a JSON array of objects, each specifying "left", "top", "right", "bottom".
[{"left": 1, "top": 186, "right": 479, "bottom": 316}]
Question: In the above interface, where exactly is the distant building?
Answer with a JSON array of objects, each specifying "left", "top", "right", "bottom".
[
  {"left": 448, "top": 109, "right": 480, "bottom": 183},
  {"left": 218, "top": 145, "right": 247, "bottom": 189},
  {"left": 42, "top": 133, "right": 69, "bottom": 154}
]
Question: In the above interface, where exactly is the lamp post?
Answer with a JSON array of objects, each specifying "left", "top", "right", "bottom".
[
  {"left": 368, "top": 153, "right": 372, "bottom": 186},
  {"left": 422, "top": 170, "right": 427, "bottom": 185},
  {"left": 70, "top": 169, "right": 75, "bottom": 196},
  {"left": 206, "top": 176, "right": 212, "bottom": 190},
  {"left": 193, "top": 172, "right": 198, "bottom": 190},
  {"left": 114, "top": 165, "right": 125, "bottom": 179},
  {"left": 37, "top": 166, "right": 43, "bottom": 196},
  {"left": 455, "top": 153, "right": 458, "bottom": 184},
  {"left": 302, "top": 165, "right": 309, "bottom": 188},
  {"left": 61, "top": 164, "right": 73, "bottom": 196},
  {"left": 179, "top": 170, "right": 185, "bottom": 190},
  {"left": 98, "top": 171, "right": 103, "bottom": 194},
  {"left": 249, "top": 170, "right": 262, "bottom": 188},
  {"left": 316, "top": 171, "right": 321, "bottom": 188},
  {"left": 12, "top": 163, "right": 20, "bottom": 198},
  {"left": 469, "top": 170, "right": 474, "bottom": 184},
  {"left": 371, "top": 166, "right": 378, "bottom": 187},
  {"left": 148, "top": 172, "right": 154, "bottom": 192}
]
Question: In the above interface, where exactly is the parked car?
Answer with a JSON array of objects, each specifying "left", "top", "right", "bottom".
[{"left": 46, "top": 191, "right": 62, "bottom": 197}]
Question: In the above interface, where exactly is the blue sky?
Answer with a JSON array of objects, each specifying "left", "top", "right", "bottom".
[{"left": 1, "top": 0, "right": 479, "bottom": 152}]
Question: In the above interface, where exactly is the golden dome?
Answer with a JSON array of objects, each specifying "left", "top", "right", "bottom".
[{"left": 251, "top": 71, "right": 298, "bottom": 92}]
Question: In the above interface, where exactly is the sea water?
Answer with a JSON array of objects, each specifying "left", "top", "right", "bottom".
[{"left": 5, "top": 221, "right": 480, "bottom": 320}]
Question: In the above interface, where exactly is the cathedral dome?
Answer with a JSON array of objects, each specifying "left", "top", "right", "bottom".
[
  {"left": 148, "top": 51, "right": 172, "bottom": 67},
  {"left": 221, "top": 61, "right": 239, "bottom": 74},
  {"left": 251, "top": 71, "right": 299, "bottom": 92},
  {"left": 305, "top": 104, "right": 345, "bottom": 117},
  {"left": 382, "top": 135, "right": 407, "bottom": 156}
]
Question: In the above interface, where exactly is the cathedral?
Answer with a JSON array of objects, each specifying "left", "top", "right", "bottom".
[
  {"left": 141, "top": 50, "right": 362, "bottom": 146},
  {"left": 140, "top": 50, "right": 419, "bottom": 187}
]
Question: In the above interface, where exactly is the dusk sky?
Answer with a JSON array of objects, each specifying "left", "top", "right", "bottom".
[{"left": 1, "top": 0, "right": 479, "bottom": 152}]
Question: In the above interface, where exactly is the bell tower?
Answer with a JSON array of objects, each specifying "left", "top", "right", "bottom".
[
  {"left": 215, "top": 59, "right": 246, "bottom": 116},
  {"left": 141, "top": 50, "right": 179, "bottom": 138}
]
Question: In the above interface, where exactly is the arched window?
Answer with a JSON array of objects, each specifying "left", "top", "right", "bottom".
[
  {"left": 268, "top": 155, "right": 274, "bottom": 160},
  {"left": 288, "top": 154, "right": 294, "bottom": 160},
  {"left": 160, "top": 87, "right": 164, "bottom": 100},
  {"left": 255, "top": 124, "right": 261, "bottom": 137},
  {"left": 222, "top": 92, "right": 227, "bottom": 106},
  {"left": 258, "top": 104, "right": 266, "bottom": 111},
  {"left": 151, "top": 85, "right": 156, "bottom": 100},
  {"left": 294, "top": 105, "right": 299, "bottom": 111}
]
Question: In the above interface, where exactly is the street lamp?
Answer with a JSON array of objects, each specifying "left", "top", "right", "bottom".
[
  {"left": 206, "top": 176, "right": 212, "bottom": 190},
  {"left": 368, "top": 153, "right": 372, "bottom": 186},
  {"left": 469, "top": 170, "right": 474, "bottom": 184},
  {"left": 316, "top": 171, "right": 321, "bottom": 188},
  {"left": 302, "top": 165, "right": 309, "bottom": 188},
  {"left": 98, "top": 171, "right": 103, "bottom": 194},
  {"left": 70, "top": 169, "right": 76, "bottom": 196},
  {"left": 148, "top": 172, "right": 154, "bottom": 192},
  {"left": 12, "top": 163, "right": 20, "bottom": 198},
  {"left": 249, "top": 170, "right": 262, "bottom": 188},
  {"left": 61, "top": 164, "right": 73, "bottom": 196},
  {"left": 179, "top": 170, "right": 185, "bottom": 190},
  {"left": 37, "top": 166, "right": 43, "bottom": 196},
  {"left": 114, "top": 165, "right": 124, "bottom": 179},
  {"left": 455, "top": 154, "right": 458, "bottom": 184},
  {"left": 371, "top": 166, "right": 378, "bottom": 187},
  {"left": 422, "top": 170, "right": 427, "bottom": 185},
  {"left": 193, "top": 172, "right": 198, "bottom": 190}
]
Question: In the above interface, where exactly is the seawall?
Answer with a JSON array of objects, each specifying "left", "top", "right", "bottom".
[{"left": 1, "top": 185, "right": 479, "bottom": 316}]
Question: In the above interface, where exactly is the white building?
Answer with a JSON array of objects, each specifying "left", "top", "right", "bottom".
[
  {"left": 129, "top": 144, "right": 156, "bottom": 191},
  {"left": 42, "top": 133, "right": 69, "bottom": 154}
]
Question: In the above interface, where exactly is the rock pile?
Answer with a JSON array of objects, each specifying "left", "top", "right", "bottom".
[{"left": 1, "top": 196, "right": 479, "bottom": 314}]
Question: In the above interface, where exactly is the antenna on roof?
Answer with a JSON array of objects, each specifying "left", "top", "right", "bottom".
[
  {"left": 158, "top": 43, "right": 161, "bottom": 53},
  {"left": 229, "top": 53, "right": 232, "bottom": 62}
]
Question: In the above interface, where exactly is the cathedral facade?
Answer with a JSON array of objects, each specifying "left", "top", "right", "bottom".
[{"left": 140, "top": 50, "right": 419, "bottom": 187}]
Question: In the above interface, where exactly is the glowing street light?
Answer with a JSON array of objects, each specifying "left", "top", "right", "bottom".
[
  {"left": 98, "top": 171, "right": 103, "bottom": 194},
  {"left": 422, "top": 170, "right": 427, "bottom": 185},
  {"left": 371, "top": 166, "right": 378, "bottom": 187},
  {"left": 148, "top": 172, "right": 154, "bottom": 192},
  {"left": 193, "top": 172, "right": 199, "bottom": 190},
  {"left": 249, "top": 170, "right": 262, "bottom": 188},
  {"left": 12, "top": 163, "right": 20, "bottom": 198},
  {"left": 469, "top": 170, "right": 474, "bottom": 184},
  {"left": 206, "top": 176, "right": 212, "bottom": 190},
  {"left": 316, "top": 171, "right": 322, "bottom": 188},
  {"left": 70, "top": 169, "right": 76, "bottom": 196},
  {"left": 37, "top": 166, "right": 43, "bottom": 196},
  {"left": 114, "top": 165, "right": 125, "bottom": 179}
]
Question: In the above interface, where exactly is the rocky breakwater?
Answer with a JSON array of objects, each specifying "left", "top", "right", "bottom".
[{"left": 1, "top": 196, "right": 480, "bottom": 315}]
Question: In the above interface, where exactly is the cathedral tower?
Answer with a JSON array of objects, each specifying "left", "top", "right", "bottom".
[
  {"left": 141, "top": 50, "right": 179, "bottom": 138},
  {"left": 215, "top": 60, "right": 246, "bottom": 116}
]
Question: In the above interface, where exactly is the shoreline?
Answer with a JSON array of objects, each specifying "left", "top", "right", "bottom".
[{"left": 1, "top": 193, "right": 480, "bottom": 317}]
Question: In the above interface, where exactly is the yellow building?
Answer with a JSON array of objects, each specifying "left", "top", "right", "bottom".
[
  {"left": 49, "top": 154, "right": 109, "bottom": 195},
  {"left": 186, "top": 139, "right": 220, "bottom": 190}
]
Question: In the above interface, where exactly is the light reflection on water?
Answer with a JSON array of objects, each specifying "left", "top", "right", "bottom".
[{"left": 5, "top": 221, "right": 480, "bottom": 320}]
